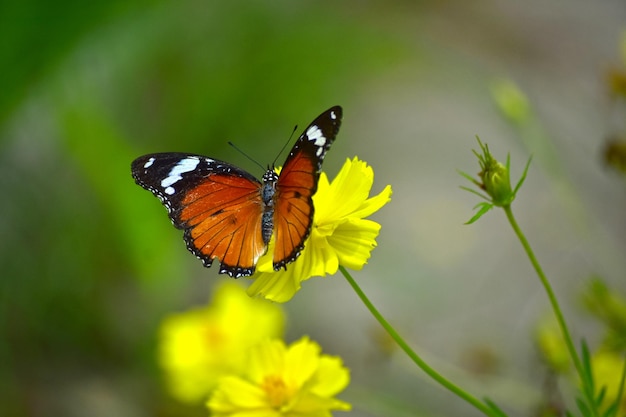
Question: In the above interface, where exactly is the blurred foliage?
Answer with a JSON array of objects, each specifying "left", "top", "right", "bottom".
[
  {"left": 534, "top": 278, "right": 626, "bottom": 417},
  {"left": 535, "top": 316, "right": 571, "bottom": 374},
  {"left": 0, "top": 0, "right": 154, "bottom": 126},
  {"left": 603, "top": 30, "right": 626, "bottom": 177},
  {"left": 582, "top": 278, "right": 626, "bottom": 352},
  {"left": 603, "top": 137, "right": 626, "bottom": 174},
  {"left": 0, "top": 1, "right": 405, "bottom": 416}
]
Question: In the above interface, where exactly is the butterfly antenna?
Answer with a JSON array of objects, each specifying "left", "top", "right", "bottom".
[
  {"left": 228, "top": 141, "right": 266, "bottom": 172},
  {"left": 272, "top": 124, "right": 298, "bottom": 167}
]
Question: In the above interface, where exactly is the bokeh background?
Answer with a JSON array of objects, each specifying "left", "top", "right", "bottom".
[{"left": 1, "top": 1, "right": 625, "bottom": 416}]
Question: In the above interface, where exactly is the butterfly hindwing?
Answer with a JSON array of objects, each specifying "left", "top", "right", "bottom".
[
  {"left": 179, "top": 172, "right": 266, "bottom": 277},
  {"left": 131, "top": 153, "right": 266, "bottom": 277},
  {"left": 272, "top": 106, "right": 342, "bottom": 270}
]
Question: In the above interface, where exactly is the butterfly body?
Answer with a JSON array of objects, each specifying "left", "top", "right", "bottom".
[
  {"left": 260, "top": 170, "right": 279, "bottom": 246},
  {"left": 131, "top": 106, "right": 342, "bottom": 277}
]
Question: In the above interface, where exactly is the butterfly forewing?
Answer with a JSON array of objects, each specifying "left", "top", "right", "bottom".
[
  {"left": 131, "top": 153, "right": 265, "bottom": 277},
  {"left": 272, "top": 106, "right": 342, "bottom": 270}
]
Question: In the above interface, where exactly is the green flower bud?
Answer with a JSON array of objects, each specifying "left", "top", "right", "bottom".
[
  {"left": 459, "top": 137, "right": 531, "bottom": 223},
  {"left": 478, "top": 155, "right": 513, "bottom": 207},
  {"left": 474, "top": 140, "right": 514, "bottom": 207}
]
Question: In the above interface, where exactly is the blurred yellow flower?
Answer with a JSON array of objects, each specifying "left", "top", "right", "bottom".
[
  {"left": 249, "top": 157, "right": 392, "bottom": 302},
  {"left": 535, "top": 316, "right": 570, "bottom": 373},
  {"left": 158, "top": 281, "right": 285, "bottom": 403},
  {"left": 591, "top": 350, "right": 626, "bottom": 413},
  {"left": 207, "top": 336, "right": 351, "bottom": 417}
]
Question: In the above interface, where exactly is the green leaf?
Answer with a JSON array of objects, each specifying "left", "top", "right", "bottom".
[
  {"left": 458, "top": 168, "right": 478, "bottom": 184},
  {"left": 601, "top": 401, "right": 618, "bottom": 417},
  {"left": 465, "top": 202, "right": 494, "bottom": 224},
  {"left": 580, "top": 340, "right": 595, "bottom": 396},
  {"left": 460, "top": 185, "right": 491, "bottom": 201},
  {"left": 596, "top": 385, "right": 606, "bottom": 407},
  {"left": 458, "top": 169, "right": 491, "bottom": 202},
  {"left": 576, "top": 396, "right": 592, "bottom": 417},
  {"left": 512, "top": 155, "right": 533, "bottom": 197},
  {"left": 484, "top": 398, "right": 509, "bottom": 417}
]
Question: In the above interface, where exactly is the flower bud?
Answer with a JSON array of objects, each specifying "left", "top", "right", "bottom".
[
  {"left": 460, "top": 137, "right": 531, "bottom": 223},
  {"left": 479, "top": 157, "right": 513, "bottom": 207},
  {"left": 475, "top": 140, "right": 514, "bottom": 207}
]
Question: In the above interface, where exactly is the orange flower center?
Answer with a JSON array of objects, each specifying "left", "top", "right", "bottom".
[
  {"left": 203, "top": 324, "right": 225, "bottom": 347},
  {"left": 261, "top": 375, "right": 291, "bottom": 409}
]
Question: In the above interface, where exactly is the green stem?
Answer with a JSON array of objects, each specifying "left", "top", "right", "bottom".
[
  {"left": 503, "top": 205, "right": 595, "bottom": 414},
  {"left": 339, "top": 265, "right": 497, "bottom": 417}
]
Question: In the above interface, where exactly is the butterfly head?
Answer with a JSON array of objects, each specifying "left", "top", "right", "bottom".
[{"left": 262, "top": 168, "right": 279, "bottom": 183}]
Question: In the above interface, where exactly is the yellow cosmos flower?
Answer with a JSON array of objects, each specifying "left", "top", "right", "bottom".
[
  {"left": 207, "top": 336, "right": 351, "bottom": 417},
  {"left": 248, "top": 157, "right": 392, "bottom": 302},
  {"left": 158, "top": 281, "right": 285, "bottom": 403},
  {"left": 591, "top": 350, "right": 626, "bottom": 414},
  {"left": 534, "top": 316, "right": 570, "bottom": 373}
]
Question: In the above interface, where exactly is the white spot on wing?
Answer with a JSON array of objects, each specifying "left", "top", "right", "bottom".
[
  {"left": 161, "top": 157, "right": 200, "bottom": 191},
  {"left": 143, "top": 157, "right": 155, "bottom": 168},
  {"left": 330, "top": 111, "right": 337, "bottom": 120},
  {"left": 306, "top": 125, "right": 326, "bottom": 147}
]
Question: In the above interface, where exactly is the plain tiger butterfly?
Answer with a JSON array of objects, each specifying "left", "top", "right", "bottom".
[{"left": 131, "top": 106, "right": 342, "bottom": 277}]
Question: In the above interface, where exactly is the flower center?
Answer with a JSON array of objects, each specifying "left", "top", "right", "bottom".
[
  {"left": 203, "top": 324, "right": 225, "bottom": 347},
  {"left": 261, "top": 375, "right": 291, "bottom": 409}
]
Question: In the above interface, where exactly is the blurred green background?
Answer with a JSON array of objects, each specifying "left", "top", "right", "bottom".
[{"left": 1, "top": 1, "right": 625, "bottom": 416}]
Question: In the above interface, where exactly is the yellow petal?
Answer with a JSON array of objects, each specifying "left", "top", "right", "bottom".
[
  {"left": 207, "top": 376, "right": 269, "bottom": 413},
  {"left": 249, "top": 339, "right": 287, "bottom": 383},
  {"left": 310, "top": 356, "right": 351, "bottom": 397},
  {"left": 305, "top": 233, "right": 340, "bottom": 276},
  {"left": 247, "top": 268, "right": 301, "bottom": 303},
  {"left": 349, "top": 184, "right": 392, "bottom": 219},
  {"left": 328, "top": 218, "right": 381, "bottom": 270},
  {"left": 158, "top": 282, "right": 284, "bottom": 402},
  {"left": 208, "top": 337, "right": 351, "bottom": 417},
  {"left": 314, "top": 158, "right": 375, "bottom": 222},
  {"left": 290, "top": 391, "right": 352, "bottom": 414},
  {"left": 284, "top": 337, "right": 320, "bottom": 387}
]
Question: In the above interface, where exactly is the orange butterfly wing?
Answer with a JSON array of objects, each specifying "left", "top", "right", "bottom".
[
  {"left": 131, "top": 154, "right": 266, "bottom": 277},
  {"left": 272, "top": 106, "right": 342, "bottom": 270},
  {"left": 179, "top": 174, "right": 266, "bottom": 276},
  {"left": 272, "top": 150, "right": 318, "bottom": 269}
]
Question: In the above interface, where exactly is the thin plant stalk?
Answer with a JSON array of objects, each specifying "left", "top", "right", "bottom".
[
  {"left": 503, "top": 205, "right": 597, "bottom": 416},
  {"left": 339, "top": 265, "right": 499, "bottom": 417}
]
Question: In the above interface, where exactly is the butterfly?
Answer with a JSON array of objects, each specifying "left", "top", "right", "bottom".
[{"left": 131, "top": 106, "right": 342, "bottom": 278}]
